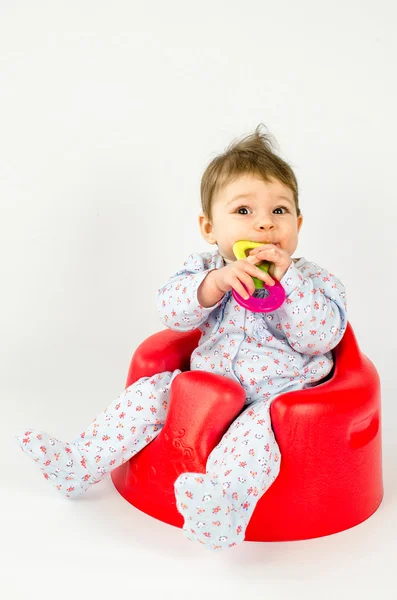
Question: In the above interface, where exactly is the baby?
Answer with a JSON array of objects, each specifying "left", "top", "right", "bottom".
[{"left": 16, "top": 125, "right": 348, "bottom": 552}]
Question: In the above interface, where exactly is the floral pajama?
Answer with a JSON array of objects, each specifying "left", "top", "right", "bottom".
[
  {"left": 16, "top": 246, "right": 348, "bottom": 551},
  {"left": 15, "top": 370, "right": 182, "bottom": 499},
  {"left": 16, "top": 368, "right": 280, "bottom": 551},
  {"left": 175, "top": 395, "right": 280, "bottom": 551}
]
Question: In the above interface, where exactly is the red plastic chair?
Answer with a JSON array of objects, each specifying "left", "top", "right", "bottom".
[{"left": 111, "top": 321, "right": 383, "bottom": 541}]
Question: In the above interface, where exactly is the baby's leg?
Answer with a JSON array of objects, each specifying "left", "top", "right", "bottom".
[
  {"left": 174, "top": 397, "right": 281, "bottom": 551},
  {"left": 15, "top": 369, "right": 182, "bottom": 499}
]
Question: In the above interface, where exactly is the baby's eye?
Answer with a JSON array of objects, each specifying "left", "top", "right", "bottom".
[{"left": 236, "top": 206, "right": 289, "bottom": 215}]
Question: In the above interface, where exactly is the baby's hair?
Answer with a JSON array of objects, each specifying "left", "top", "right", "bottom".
[{"left": 200, "top": 124, "right": 301, "bottom": 223}]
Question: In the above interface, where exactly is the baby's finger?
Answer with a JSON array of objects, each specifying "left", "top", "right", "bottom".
[
  {"left": 246, "top": 253, "right": 265, "bottom": 265},
  {"left": 233, "top": 275, "right": 254, "bottom": 300},
  {"left": 254, "top": 265, "right": 275, "bottom": 286},
  {"left": 245, "top": 261, "right": 275, "bottom": 286},
  {"left": 250, "top": 246, "right": 278, "bottom": 260},
  {"left": 241, "top": 272, "right": 257, "bottom": 296}
]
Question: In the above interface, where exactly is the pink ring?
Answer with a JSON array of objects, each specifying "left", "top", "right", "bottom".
[{"left": 232, "top": 280, "right": 286, "bottom": 312}]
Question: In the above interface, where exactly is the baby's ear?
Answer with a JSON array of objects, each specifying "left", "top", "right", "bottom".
[
  {"left": 198, "top": 213, "right": 216, "bottom": 244},
  {"left": 297, "top": 214, "right": 304, "bottom": 232}
]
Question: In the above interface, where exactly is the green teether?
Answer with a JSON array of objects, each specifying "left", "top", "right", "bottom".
[{"left": 232, "top": 240, "right": 271, "bottom": 290}]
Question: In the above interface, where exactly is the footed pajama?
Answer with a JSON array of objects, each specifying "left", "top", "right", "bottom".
[
  {"left": 15, "top": 369, "right": 182, "bottom": 498},
  {"left": 16, "top": 369, "right": 280, "bottom": 551},
  {"left": 16, "top": 246, "right": 348, "bottom": 551}
]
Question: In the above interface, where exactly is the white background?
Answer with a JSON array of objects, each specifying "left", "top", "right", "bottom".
[{"left": 1, "top": 1, "right": 396, "bottom": 598}]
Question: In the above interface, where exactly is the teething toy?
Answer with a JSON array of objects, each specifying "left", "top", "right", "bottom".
[{"left": 231, "top": 240, "right": 286, "bottom": 312}]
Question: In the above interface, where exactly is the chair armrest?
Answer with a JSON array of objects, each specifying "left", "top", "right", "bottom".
[
  {"left": 126, "top": 328, "right": 201, "bottom": 386},
  {"left": 269, "top": 321, "right": 381, "bottom": 459},
  {"left": 270, "top": 321, "right": 380, "bottom": 420}
]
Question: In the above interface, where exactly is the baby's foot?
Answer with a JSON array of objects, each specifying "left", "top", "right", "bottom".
[
  {"left": 174, "top": 473, "right": 246, "bottom": 551},
  {"left": 15, "top": 429, "right": 100, "bottom": 499}
]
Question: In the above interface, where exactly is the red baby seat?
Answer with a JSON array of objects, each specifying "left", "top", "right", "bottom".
[{"left": 111, "top": 321, "right": 383, "bottom": 541}]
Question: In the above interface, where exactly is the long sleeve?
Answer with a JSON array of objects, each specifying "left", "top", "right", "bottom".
[
  {"left": 277, "top": 258, "right": 348, "bottom": 356},
  {"left": 156, "top": 251, "right": 226, "bottom": 332}
]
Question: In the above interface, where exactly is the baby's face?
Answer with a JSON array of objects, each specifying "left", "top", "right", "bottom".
[{"left": 199, "top": 174, "right": 303, "bottom": 262}]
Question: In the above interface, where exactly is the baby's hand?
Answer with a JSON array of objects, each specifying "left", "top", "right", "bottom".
[
  {"left": 213, "top": 255, "right": 275, "bottom": 300},
  {"left": 249, "top": 244, "right": 292, "bottom": 282}
]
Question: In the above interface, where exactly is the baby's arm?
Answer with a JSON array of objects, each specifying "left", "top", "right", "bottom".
[
  {"left": 277, "top": 260, "right": 348, "bottom": 355},
  {"left": 156, "top": 252, "right": 225, "bottom": 332}
]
